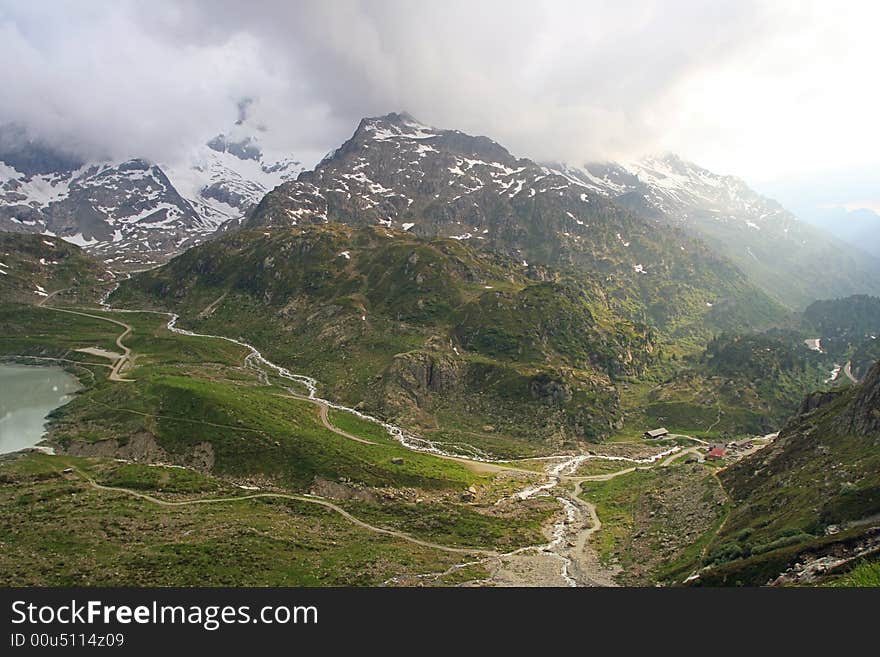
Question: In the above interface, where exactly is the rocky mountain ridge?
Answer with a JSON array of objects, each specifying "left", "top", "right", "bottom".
[{"left": 555, "top": 155, "right": 880, "bottom": 308}]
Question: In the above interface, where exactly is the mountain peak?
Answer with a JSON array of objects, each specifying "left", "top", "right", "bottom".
[
  {"left": 206, "top": 133, "right": 262, "bottom": 161},
  {"left": 636, "top": 152, "right": 701, "bottom": 175},
  {"left": 353, "top": 112, "right": 439, "bottom": 142},
  {"left": 377, "top": 111, "right": 421, "bottom": 125}
]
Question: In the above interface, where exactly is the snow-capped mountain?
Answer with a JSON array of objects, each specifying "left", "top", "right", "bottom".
[
  {"left": 0, "top": 157, "right": 213, "bottom": 267},
  {"left": 550, "top": 154, "right": 880, "bottom": 308},
  {"left": 554, "top": 154, "right": 799, "bottom": 233},
  {"left": 247, "top": 112, "right": 789, "bottom": 337},
  {"left": 0, "top": 118, "right": 302, "bottom": 268},
  {"left": 251, "top": 111, "right": 546, "bottom": 233},
  {"left": 3, "top": 107, "right": 876, "bottom": 308},
  {"left": 164, "top": 121, "right": 303, "bottom": 231}
]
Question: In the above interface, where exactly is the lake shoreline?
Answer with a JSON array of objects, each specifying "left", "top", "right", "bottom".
[{"left": 0, "top": 363, "right": 82, "bottom": 456}]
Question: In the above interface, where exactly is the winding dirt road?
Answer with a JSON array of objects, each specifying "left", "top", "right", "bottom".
[
  {"left": 40, "top": 302, "right": 134, "bottom": 381},
  {"left": 275, "top": 393, "right": 377, "bottom": 445}
]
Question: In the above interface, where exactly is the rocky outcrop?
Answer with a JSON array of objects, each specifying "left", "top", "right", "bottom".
[
  {"left": 528, "top": 374, "right": 572, "bottom": 404},
  {"left": 371, "top": 347, "right": 464, "bottom": 417},
  {"left": 309, "top": 477, "right": 377, "bottom": 503},
  {"left": 59, "top": 432, "right": 216, "bottom": 472},
  {"left": 365, "top": 339, "right": 621, "bottom": 443},
  {"left": 798, "top": 389, "right": 845, "bottom": 416},
  {"left": 848, "top": 360, "right": 880, "bottom": 435}
]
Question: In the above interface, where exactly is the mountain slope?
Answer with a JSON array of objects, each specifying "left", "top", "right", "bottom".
[
  {"left": 556, "top": 155, "right": 880, "bottom": 309},
  {"left": 247, "top": 113, "right": 785, "bottom": 339},
  {"left": 630, "top": 329, "right": 835, "bottom": 437},
  {"left": 0, "top": 231, "right": 113, "bottom": 304},
  {"left": 802, "top": 294, "right": 880, "bottom": 380},
  {"left": 0, "top": 155, "right": 223, "bottom": 268},
  {"left": 694, "top": 359, "right": 880, "bottom": 584}
]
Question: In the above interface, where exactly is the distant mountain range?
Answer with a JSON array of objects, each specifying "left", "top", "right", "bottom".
[
  {"left": 0, "top": 119, "right": 302, "bottom": 268},
  {"left": 799, "top": 206, "right": 880, "bottom": 259},
  {"left": 755, "top": 169, "right": 880, "bottom": 260},
  {"left": 1, "top": 111, "right": 878, "bottom": 311}
]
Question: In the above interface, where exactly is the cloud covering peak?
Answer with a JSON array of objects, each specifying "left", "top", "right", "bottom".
[{"left": 1, "top": 0, "right": 877, "bottom": 180}]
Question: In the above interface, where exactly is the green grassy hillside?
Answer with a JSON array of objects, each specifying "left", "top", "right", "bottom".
[
  {"left": 616, "top": 330, "right": 834, "bottom": 438},
  {"left": 111, "top": 224, "right": 661, "bottom": 449},
  {"left": 0, "top": 232, "right": 113, "bottom": 304},
  {"left": 1, "top": 301, "right": 557, "bottom": 585},
  {"left": 692, "top": 360, "right": 880, "bottom": 584}
]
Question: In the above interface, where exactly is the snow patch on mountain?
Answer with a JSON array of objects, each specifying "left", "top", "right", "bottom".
[{"left": 550, "top": 154, "right": 799, "bottom": 237}]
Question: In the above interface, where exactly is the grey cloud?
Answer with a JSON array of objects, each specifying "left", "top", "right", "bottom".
[{"left": 0, "top": 0, "right": 868, "bottom": 176}]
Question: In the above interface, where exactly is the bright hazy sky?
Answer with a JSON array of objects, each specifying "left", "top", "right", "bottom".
[{"left": 0, "top": 0, "right": 877, "bottom": 194}]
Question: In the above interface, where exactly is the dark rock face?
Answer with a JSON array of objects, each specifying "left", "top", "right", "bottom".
[
  {"left": 376, "top": 349, "right": 464, "bottom": 413},
  {"left": 207, "top": 133, "right": 262, "bottom": 161},
  {"left": 848, "top": 360, "right": 880, "bottom": 435},
  {"left": 201, "top": 181, "right": 250, "bottom": 208},
  {"left": 798, "top": 390, "right": 845, "bottom": 416},
  {"left": 529, "top": 374, "right": 572, "bottom": 404},
  {"left": 116, "top": 158, "right": 151, "bottom": 172}
]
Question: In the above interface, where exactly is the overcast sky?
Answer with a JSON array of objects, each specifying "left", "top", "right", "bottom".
[{"left": 1, "top": 0, "right": 877, "bottom": 196}]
